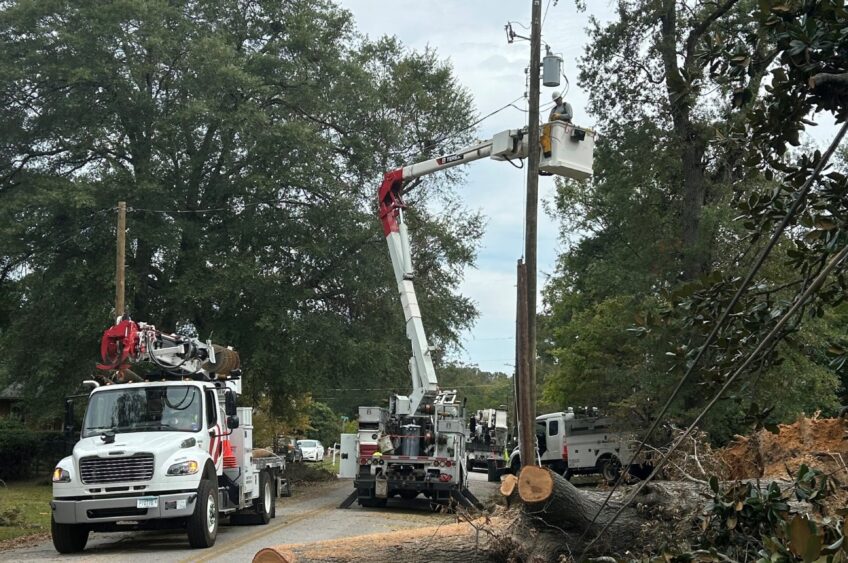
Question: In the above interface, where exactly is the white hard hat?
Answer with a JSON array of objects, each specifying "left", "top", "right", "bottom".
[{"left": 551, "top": 91, "right": 562, "bottom": 101}]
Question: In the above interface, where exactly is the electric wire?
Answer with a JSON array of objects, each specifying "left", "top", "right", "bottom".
[
  {"left": 576, "top": 119, "right": 848, "bottom": 554},
  {"left": 580, "top": 240, "right": 848, "bottom": 558}
]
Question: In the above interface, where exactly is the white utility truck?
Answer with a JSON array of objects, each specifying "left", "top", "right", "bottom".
[
  {"left": 338, "top": 120, "right": 595, "bottom": 509},
  {"left": 508, "top": 409, "right": 652, "bottom": 483},
  {"left": 466, "top": 408, "right": 509, "bottom": 482},
  {"left": 50, "top": 319, "right": 287, "bottom": 553}
]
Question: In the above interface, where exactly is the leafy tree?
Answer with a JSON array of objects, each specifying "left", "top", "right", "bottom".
[
  {"left": 0, "top": 0, "right": 481, "bottom": 425},
  {"left": 542, "top": 0, "right": 845, "bottom": 441},
  {"left": 305, "top": 401, "right": 341, "bottom": 448}
]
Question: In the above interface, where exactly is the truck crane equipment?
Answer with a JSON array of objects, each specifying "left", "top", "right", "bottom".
[
  {"left": 49, "top": 317, "right": 287, "bottom": 554},
  {"left": 338, "top": 120, "right": 594, "bottom": 509}
]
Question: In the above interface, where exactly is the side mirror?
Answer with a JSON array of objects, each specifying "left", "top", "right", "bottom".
[
  {"left": 227, "top": 415, "right": 240, "bottom": 429},
  {"left": 63, "top": 399, "right": 75, "bottom": 437},
  {"left": 225, "top": 390, "right": 237, "bottom": 417}
]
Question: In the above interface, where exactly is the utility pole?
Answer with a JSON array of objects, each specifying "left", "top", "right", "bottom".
[
  {"left": 516, "top": 259, "right": 533, "bottom": 468},
  {"left": 517, "top": 0, "right": 543, "bottom": 468},
  {"left": 115, "top": 201, "right": 126, "bottom": 320}
]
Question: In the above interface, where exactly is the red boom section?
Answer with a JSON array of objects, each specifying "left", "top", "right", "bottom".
[
  {"left": 377, "top": 168, "right": 404, "bottom": 236},
  {"left": 96, "top": 319, "right": 141, "bottom": 370}
]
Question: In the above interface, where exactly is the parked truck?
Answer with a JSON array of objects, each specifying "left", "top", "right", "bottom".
[
  {"left": 508, "top": 408, "right": 651, "bottom": 483},
  {"left": 466, "top": 408, "right": 509, "bottom": 482},
  {"left": 338, "top": 121, "right": 595, "bottom": 509},
  {"left": 50, "top": 319, "right": 287, "bottom": 553}
]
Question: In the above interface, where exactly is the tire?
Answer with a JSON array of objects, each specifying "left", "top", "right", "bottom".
[
  {"left": 51, "top": 516, "right": 89, "bottom": 554},
  {"left": 487, "top": 459, "right": 500, "bottom": 482},
  {"left": 187, "top": 479, "right": 218, "bottom": 548},
  {"left": 252, "top": 471, "right": 274, "bottom": 524},
  {"left": 599, "top": 456, "right": 622, "bottom": 485}
]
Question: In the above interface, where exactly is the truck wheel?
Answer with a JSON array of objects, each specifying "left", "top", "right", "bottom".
[
  {"left": 187, "top": 479, "right": 218, "bottom": 548},
  {"left": 486, "top": 459, "right": 499, "bottom": 482},
  {"left": 51, "top": 516, "right": 89, "bottom": 554},
  {"left": 253, "top": 471, "right": 274, "bottom": 524},
  {"left": 599, "top": 456, "right": 622, "bottom": 485}
]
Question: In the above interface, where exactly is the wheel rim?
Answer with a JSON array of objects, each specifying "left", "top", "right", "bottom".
[
  {"left": 206, "top": 492, "right": 217, "bottom": 534},
  {"left": 263, "top": 480, "right": 272, "bottom": 512}
]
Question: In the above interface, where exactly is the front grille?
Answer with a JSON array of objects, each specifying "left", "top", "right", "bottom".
[{"left": 79, "top": 454, "right": 154, "bottom": 484}]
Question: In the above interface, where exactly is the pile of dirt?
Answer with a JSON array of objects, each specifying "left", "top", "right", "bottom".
[
  {"left": 284, "top": 462, "right": 336, "bottom": 484},
  {"left": 719, "top": 415, "right": 847, "bottom": 482}
]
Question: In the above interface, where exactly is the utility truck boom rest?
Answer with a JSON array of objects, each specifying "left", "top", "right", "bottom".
[{"left": 338, "top": 121, "right": 594, "bottom": 508}]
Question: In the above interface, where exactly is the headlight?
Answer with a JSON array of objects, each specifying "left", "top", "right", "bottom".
[
  {"left": 52, "top": 467, "right": 71, "bottom": 483},
  {"left": 167, "top": 460, "right": 199, "bottom": 476}
]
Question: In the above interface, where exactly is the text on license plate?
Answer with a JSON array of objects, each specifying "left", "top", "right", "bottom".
[{"left": 136, "top": 497, "right": 158, "bottom": 509}]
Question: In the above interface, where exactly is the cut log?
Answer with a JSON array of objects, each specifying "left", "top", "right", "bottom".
[
  {"left": 499, "top": 473, "right": 519, "bottom": 505},
  {"left": 517, "top": 465, "right": 643, "bottom": 551},
  {"left": 253, "top": 521, "right": 504, "bottom": 563}
]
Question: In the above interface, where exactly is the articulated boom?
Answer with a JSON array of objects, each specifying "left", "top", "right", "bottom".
[{"left": 377, "top": 129, "right": 530, "bottom": 415}]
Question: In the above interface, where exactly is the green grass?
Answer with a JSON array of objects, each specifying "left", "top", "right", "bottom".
[{"left": 0, "top": 478, "right": 53, "bottom": 542}]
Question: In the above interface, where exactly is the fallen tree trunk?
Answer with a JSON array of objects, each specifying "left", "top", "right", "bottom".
[
  {"left": 253, "top": 521, "right": 504, "bottom": 563},
  {"left": 253, "top": 469, "right": 719, "bottom": 563}
]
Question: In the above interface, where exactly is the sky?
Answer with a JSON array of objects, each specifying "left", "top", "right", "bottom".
[{"left": 338, "top": 0, "right": 615, "bottom": 375}]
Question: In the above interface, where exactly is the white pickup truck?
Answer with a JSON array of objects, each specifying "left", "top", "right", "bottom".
[{"left": 508, "top": 409, "right": 651, "bottom": 482}]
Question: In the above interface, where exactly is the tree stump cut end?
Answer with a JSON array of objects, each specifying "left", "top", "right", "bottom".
[
  {"left": 517, "top": 465, "right": 554, "bottom": 503},
  {"left": 500, "top": 473, "right": 519, "bottom": 497},
  {"left": 254, "top": 548, "right": 295, "bottom": 563}
]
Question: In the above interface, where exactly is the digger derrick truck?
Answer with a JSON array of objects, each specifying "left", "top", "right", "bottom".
[
  {"left": 338, "top": 120, "right": 595, "bottom": 509},
  {"left": 49, "top": 319, "right": 287, "bottom": 554}
]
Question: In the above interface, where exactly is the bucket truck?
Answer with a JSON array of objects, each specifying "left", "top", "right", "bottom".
[
  {"left": 50, "top": 319, "right": 287, "bottom": 553},
  {"left": 338, "top": 120, "right": 595, "bottom": 509}
]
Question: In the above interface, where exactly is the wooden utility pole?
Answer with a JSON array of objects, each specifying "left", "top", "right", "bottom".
[
  {"left": 517, "top": 0, "right": 543, "bottom": 468},
  {"left": 516, "top": 259, "right": 533, "bottom": 468},
  {"left": 115, "top": 201, "right": 126, "bottom": 319}
]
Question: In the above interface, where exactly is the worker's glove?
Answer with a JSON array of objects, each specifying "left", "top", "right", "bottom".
[{"left": 552, "top": 113, "right": 561, "bottom": 120}]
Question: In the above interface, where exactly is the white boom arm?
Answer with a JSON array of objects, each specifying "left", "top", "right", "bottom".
[
  {"left": 377, "top": 121, "right": 594, "bottom": 416},
  {"left": 377, "top": 129, "right": 530, "bottom": 415}
]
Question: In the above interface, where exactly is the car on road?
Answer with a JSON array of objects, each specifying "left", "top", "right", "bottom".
[{"left": 297, "top": 439, "right": 325, "bottom": 462}]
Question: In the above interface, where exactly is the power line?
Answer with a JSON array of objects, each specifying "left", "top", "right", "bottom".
[{"left": 577, "top": 119, "right": 848, "bottom": 555}]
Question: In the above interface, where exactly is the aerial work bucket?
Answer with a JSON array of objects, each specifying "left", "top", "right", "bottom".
[{"left": 540, "top": 121, "right": 595, "bottom": 180}]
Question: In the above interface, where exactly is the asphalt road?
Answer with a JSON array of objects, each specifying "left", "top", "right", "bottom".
[{"left": 3, "top": 470, "right": 500, "bottom": 562}]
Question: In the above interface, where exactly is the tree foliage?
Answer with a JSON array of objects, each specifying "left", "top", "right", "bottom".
[
  {"left": 0, "top": 0, "right": 481, "bottom": 425},
  {"left": 543, "top": 0, "right": 846, "bottom": 441}
]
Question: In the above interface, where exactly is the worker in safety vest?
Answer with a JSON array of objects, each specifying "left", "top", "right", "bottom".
[{"left": 549, "top": 91, "right": 573, "bottom": 123}]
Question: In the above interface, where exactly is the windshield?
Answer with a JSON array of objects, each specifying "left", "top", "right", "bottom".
[
  {"left": 82, "top": 386, "right": 202, "bottom": 437},
  {"left": 298, "top": 440, "right": 317, "bottom": 448}
]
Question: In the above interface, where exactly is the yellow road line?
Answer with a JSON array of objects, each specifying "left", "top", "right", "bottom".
[{"left": 181, "top": 500, "right": 340, "bottom": 563}]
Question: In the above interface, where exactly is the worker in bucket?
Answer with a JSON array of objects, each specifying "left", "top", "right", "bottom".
[{"left": 549, "top": 91, "right": 573, "bottom": 123}]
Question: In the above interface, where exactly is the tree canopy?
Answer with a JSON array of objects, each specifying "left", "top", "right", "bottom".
[
  {"left": 0, "top": 0, "right": 482, "bottom": 427},
  {"left": 542, "top": 0, "right": 846, "bottom": 441}
]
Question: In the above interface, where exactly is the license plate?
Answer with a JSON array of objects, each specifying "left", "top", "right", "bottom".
[{"left": 136, "top": 497, "right": 158, "bottom": 509}]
